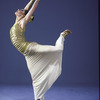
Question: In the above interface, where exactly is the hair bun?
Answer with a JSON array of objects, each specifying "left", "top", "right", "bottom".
[{"left": 29, "top": 15, "right": 34, "bottom": 22}]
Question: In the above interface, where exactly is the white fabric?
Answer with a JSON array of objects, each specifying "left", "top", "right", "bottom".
[{"left": 24, "top": 35, "right": 64, "bottom": 100}]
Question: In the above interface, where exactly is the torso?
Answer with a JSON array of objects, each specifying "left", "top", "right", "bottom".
[
  {"left": 10, "top": 21, "right": 29, "bottom": 54},
  {"left": 16, "top": 18, "right": 27, "bottom": 31}
]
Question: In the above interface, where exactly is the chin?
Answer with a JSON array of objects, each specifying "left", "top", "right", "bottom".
[{"left": 15, "top": 12, "right": 17, "bottom": 16}]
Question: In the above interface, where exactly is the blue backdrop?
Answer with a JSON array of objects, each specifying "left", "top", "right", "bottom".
[{"left": 0, "top": 0, "right": 99, "bottom": 86}]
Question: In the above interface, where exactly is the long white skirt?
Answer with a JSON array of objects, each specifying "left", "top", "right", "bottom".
[{"left": 24, "top": 34, "right": 64, "bottom": 100}]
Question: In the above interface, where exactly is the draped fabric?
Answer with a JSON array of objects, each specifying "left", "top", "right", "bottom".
[{"left": 10, "top": 23, "right": 65, "bottom": 100}]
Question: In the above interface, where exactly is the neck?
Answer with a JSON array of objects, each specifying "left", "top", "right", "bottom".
[{"left": 15, "top": 16, "right": 24, "bottom": 23}]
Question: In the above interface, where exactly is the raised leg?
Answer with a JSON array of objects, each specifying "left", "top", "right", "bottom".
[
  {"left": 24, "top": 30, "right": 71, "bottom": 55},
  {"left": 25, "top": 34, "right": 65, "bottom": 54}
]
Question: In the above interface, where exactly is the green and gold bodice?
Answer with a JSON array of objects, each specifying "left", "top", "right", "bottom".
[{"left": 10, "top": 23, "right": 30, "bottom": 54}]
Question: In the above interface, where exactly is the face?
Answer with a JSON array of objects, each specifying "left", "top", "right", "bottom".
[{"left": 15, "top": 9, "right": 25, "bottom": 17}]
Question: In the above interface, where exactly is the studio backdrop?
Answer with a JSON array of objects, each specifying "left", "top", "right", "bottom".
[{"left": 0, "top": 0, "right": 99, "bottom": 86}]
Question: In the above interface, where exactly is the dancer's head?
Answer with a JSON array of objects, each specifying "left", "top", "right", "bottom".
[
  {"left": 15, "top": 9, "right": 26, "bottom": 17},
  {"left": 15, "top": 9, "right": 34, "bottom": 22}
]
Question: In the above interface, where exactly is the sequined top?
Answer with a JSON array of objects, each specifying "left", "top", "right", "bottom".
[{"left": 10, "top": 23, "right": 30, "bottom": 54}]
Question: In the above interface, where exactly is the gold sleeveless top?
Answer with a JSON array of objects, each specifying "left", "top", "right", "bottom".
[{"left": 10, "top": 23, "right": 30, "bottom": 54}]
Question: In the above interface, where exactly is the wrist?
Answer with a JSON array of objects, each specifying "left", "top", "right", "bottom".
[{"left": 31, "top": 0, "right": 34, "bottom": 2}]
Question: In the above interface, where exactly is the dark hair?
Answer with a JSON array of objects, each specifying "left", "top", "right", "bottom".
[
  {"left": 20, "top": 9, "right": 34, "bottom": 22},
  {"left": 20, "top": 9, "right": 28, "bottom": 15},
  {"left": 24, "top": 10, "right": 28, "bottom": 15}
]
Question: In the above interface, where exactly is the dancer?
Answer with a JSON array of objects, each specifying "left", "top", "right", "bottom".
[{"left": 10, "top": 0, "right": 72, "bottom": 100}]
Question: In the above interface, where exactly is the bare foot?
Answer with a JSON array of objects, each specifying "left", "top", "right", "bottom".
[{"left": 61, "top": 29, "right": 72, "bottom": 38}]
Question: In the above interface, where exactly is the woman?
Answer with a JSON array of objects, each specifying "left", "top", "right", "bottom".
[{"left": 10, "top": 0, "right": 72, "bottom": 100}]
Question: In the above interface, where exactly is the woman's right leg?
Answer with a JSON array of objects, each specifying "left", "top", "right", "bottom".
[
  {"left": 24, "top": 35, "right": 64, "bottom": 55},
  {"left": 24, "top": 30, "right": 71, "bottom": 55}
]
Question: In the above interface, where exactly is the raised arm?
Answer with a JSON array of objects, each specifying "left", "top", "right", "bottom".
[
  {"left": 24, "top": 0, "right": 34, "bottom": 11},
  {"left": 25, "top": 0, "right": 40, "bottom": 23}
]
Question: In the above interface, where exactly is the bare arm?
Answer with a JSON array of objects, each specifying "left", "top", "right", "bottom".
[
  {"left": 25, "top": 0, "right": 40, "bottom": 23},
  {"left": 24, "top": 0, "right": 34, "bottom": 11}
]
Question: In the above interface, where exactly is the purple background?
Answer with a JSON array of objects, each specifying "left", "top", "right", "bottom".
[{"left": 0, "top": 0, "right": 99, "bottom": 86}]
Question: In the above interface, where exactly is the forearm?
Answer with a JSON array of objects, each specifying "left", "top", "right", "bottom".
[
  {"left": 29, "top": 0, "right": 40, "bottom": 13},
  {"left": 25, "top": 0, "right": 40, "bottom": 22},
  {"left": 24, "top": 0, "right": 34, "bottom": 11}
]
